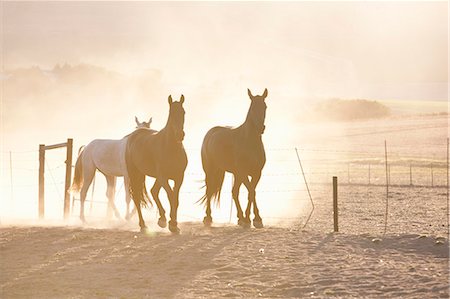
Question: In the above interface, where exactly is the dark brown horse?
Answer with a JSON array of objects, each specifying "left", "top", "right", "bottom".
[
  {"left": 126, "top": 95, "right": 188, "bottom": 233},
  {"left": 200, "top": 88, "right": 268, "bottom": 228}
]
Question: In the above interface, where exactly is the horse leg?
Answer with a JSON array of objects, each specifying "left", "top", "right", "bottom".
[
  {"left": 249, "top": 173, "right": 263, "bottom": 228},
  {"left": 241, "top": 175, "right": 256, "bottom": 228},
  {"left": 150, "top": 181, "right": 167, "bottom": 228},
  {"left": 202, "top": 173, "right": 215, "bottom": 226},
  {"left": 170, "top": 176, "right": 183, "bottom": 233},
  {"left": 252, "top": 199, "right": 263, "bottom": 228},
  {"left": 130, "top": 174, "right": 147, "bottom": 232},
  {"left": 79, "top": 166, "right": 95, "bottom": 223},
  {"left": 105, "top": 175, "right": 121, "bottom": 219},
  {"left": 159, "top": 178, "right": 179, "bottom": 234},
  {"left": 203, "top": 197, "right": 213, "bottom": 227},
  {"left": 231, "top": 175, "right": 246, "bottom": 227},
  {"left": 79, "top": 186, "right": 89, "bottom": 223},
  {"left": 124, "top": 177, "right": 134, "bottom": 220}
]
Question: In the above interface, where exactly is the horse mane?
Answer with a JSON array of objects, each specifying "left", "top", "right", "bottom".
[{"left": 123, "top": 128, "right": 158, "bottom": 139}]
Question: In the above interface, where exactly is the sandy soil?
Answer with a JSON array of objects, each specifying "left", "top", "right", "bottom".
[
  {"left": 0, "top": 221, "right": 448, "bottom": 299},
  {"left": 1, "top": 115, "right": 448, "bottom": 298}
]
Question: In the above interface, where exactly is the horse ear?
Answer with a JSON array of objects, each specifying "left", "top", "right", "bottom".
[
  {"left": 247, "top": 88, "right": 254, "bottom": 100},
  {"left": 180, "top": 94, "right": 185, "bottom": 104},
  {"left": 168, "top": 95, "right": 173, "bottom": 104},
  {"left": 135, "top": 116, "right": 140, "bottom": 126},
  {"left": 148, "top": 117, "right": 152, "bottom": 124},
  {"left": 262, "top": 88, "right": 268, "bottom": 99}
]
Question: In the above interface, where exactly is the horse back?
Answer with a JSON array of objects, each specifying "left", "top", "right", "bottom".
[
  {"left": 126, "top": 128, "right": 187, "bottom": 179},
  {"left": 202, "top": 126, "right": 265, "bottom": 176},
  {"left": 83, "top": 138, "right": 128, "bottom": 176}
]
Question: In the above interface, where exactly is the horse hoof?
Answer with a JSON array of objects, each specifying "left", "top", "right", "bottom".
[
  {"left": 169, "top": 224, "right": 180, "bottom": 234},
  {"left": 203, "top": 217, "right": 213, "bottom": 227},
  {"left": 238, "top": 218, "right": 251, "bottom": 229},
  {"left": 253, "top": 219, "right": 264, "bottom": 229},
  {"left": 140, "top": 226, "right": 149, "bottom": 233},
  {"left": 158, "top": 217, "right": 167, "bottom": 228}
]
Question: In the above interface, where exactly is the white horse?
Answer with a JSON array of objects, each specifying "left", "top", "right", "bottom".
[{"left": 70, "top": 116, "right": 156, "bottom": 222}]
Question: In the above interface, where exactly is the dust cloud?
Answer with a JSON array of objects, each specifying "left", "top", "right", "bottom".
[{"left": 0, "top": 1, "right": 447, "bottom": 224}]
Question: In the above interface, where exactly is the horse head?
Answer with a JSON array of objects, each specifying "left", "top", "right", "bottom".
[
  {"left": 247, "top": 88, "right": 268, "bottom": 134},
  {"left": 168, "top": 95, "right": 186, "bottom": 142},
  {"left": 135, "top": 116, "right": 152, "bottom": 129}
]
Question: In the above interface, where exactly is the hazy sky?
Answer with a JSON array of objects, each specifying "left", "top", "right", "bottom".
[
  {"left": 0, "top": 1, "right": 448, "bottom": 222},
  {"left": 2, "top": 1, "right": 448, "bottom": 100}
]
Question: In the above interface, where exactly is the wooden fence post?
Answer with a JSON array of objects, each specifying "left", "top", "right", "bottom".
[
  {"left": 64, "top": 138, "right": 73, "bottom": 219},
  {"left": 347, "top": 164, "right": 350, "bottom": 184},
  {"left": 431, "top": 163, "right": 434, "bottom": 187},
  {"left": 295, "top": 148, "right": 315, "bottom": 229},
  {"left": 333, "top": 176, "right": 338, "bottom": 232},
  {"left": 409, "top": 163, "right": 412, "bottom": 186},
  {"left": 38, "top": 139, "right": 73, "bottom": 220},
  {"left": 384, "top": 140, "right": 389, "bottom": 235},
  {"left": 446, "top": 138, "right": 449, "bottom": 236},
  {"left": 38, "top": 144, "right": 45, "bottom": 219},
  {"left": 9, "top": 151, "right": 13, "bottom": 201},
  {"left": 388, "top": 165, "right": 391, "bottom": 186}
]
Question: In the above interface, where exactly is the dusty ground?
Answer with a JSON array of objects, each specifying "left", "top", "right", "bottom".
[
  {"left": 1, "top": 114, "right": 448, "bottom": 298},
  {"left": 0, "top": 221, "right": 448, "bottom": 299}
]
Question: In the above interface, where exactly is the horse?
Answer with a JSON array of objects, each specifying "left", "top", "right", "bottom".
[
  {"left": 134, "top": 116, "right": 152, "bottom": 129},
  {"left": 200, "top": 88, "right": 268, "bottom": 228},
  {"left": 126, "top": 95, "right": 188, "bottom": 233},
  {"left": 70, "top": 116, "right": 156, "bottom": 222}
]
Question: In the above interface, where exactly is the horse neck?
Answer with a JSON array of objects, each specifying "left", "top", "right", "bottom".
[
  {"left": 245, "top": 105, "right": 254, "bottom": 122},
  {"left": 161, "top": 119, "right": 180, "bottom": 146},
  {"left": 239, "top": 115, "right": 261, "bottom": 142}
]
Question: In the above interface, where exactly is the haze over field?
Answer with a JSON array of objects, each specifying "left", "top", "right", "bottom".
[
  {"left": 3, "top": 2, "right": 447, "bottom": 100},
  {"left": 0, "top": 1, "right": 448, "bottom": 221},
  {"left": 1, "top": 3, "right": 449, "bottom": 298}
]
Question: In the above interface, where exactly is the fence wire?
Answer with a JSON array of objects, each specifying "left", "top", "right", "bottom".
[{"left": 1, "top": 143, "right": 448, "bottom": 236}]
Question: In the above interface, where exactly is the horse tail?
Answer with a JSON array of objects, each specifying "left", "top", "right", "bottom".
[
  {"left": 127, "top": 176, "right": 151, "bottom": 208},
  {"left": 125, "top": 133, "right": 152, "bottom": 208},
  {"left": 69, "top": 146, "right": 85, "bottom": 194},
  {"left": 198, "top": 138, "right": 225, "bottom": 206},
  {"left": 142, "top": 180, "right": 153, "bottom": 207},
  {"left": 198, "top": 168, "right": 225, "bottom": 206}
]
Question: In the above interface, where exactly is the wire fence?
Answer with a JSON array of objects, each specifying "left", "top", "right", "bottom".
[{"left": 1, "top": 141, "right": 448, "bottom": 236}]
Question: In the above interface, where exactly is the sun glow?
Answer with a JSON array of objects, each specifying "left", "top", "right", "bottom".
[{"left": 1, "top": 1, "right": 447, "bottom": 227}]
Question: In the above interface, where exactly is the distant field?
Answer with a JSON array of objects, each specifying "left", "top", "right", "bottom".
[
  {"left": 1, "top": 99, "right": 448, "bottom": 299},
  {"left": 380, "top": 99, "right": 448, "bottom": 116},
  {"left": 299, "top": 98, "right": 447, "bottom": 124}
]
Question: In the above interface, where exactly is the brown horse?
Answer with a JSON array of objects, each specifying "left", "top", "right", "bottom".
[
  {"left": 126, "top": 95, "right": 188, "bottom": 233},
  {"left": 200, "top": 88, "right": 268, "bottom": 228}
]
